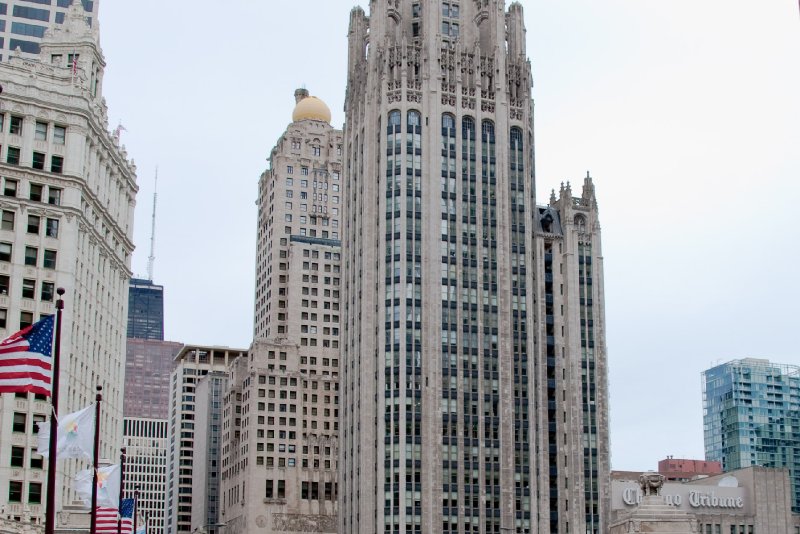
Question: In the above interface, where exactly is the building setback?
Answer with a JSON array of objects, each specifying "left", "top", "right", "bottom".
[
  {"left": 0, "top": 3, "right": 135, "bottom": 523},
  {"left": 339, "top": 2, "right": 609, "bottom": 533},
  {"left": 703, "top": 358, "right": 800, "bottom": 513},
  {"left": 0, "top": 0, "right": 99, "bottom": 62},
  {"left": 219, "top": 90, "right": 341, "bottom": 534}
]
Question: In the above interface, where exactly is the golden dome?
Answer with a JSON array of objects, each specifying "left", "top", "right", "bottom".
[{"left": 292, "top": 96, "right": 331, "bottom": 124}]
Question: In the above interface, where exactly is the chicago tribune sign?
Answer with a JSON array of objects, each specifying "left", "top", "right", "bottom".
[{"left": 611, "top": 479, "right": 749, "bottom": 514}]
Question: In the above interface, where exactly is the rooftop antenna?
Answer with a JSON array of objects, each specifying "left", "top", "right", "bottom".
[{"left": 147, "top": 168, "right": 158, "bottom": 281}]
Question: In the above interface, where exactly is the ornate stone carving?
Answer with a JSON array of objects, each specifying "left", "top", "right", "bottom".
[
  {"left": 272, "top": 513, "right": 337, "bottom": 533},
  {"left": 638, "top": 471, "right": 665, "bottom": 497}
]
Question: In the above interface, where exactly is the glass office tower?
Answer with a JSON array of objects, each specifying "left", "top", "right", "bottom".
[
  {"left": 0, "top": 0, "right": 98, "bottom": 61},
  {"left": 704, "top": 358, "right": 800, "bottom": 513}
]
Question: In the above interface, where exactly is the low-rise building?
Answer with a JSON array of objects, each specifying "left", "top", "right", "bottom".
[{"left": 611, "top": 467, "right": 800, "bottom": 533}]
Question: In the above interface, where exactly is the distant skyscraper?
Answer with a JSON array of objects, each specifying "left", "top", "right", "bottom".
[
  {"left": 191, "top": 371, "right": 227, "bottom": 534},
  {"left": 123, "top": 339, "right": 181, "bottom": 419},
  {"left": 340, "top": 2, "right": 609, "bottom": 533},
  {"left": 0, "top": 0, "right": 99, "bottom": 61},
  {"left": 0, "top": 4, "right": 135, "bottom": 523},
  {"left": 219, "top": 90, "right": 341, "bottom": 533},
  {"left": 166, "top": 344, "right": 245, "bottom": 534},
  {"left": 703, "top": 358, "right": 800, "bottom": 512},
  {"left": 127, "top": 278, "right": 164, "bottom": 340},
  {"left": 122, "top": 418, "right": 169, "bottom": 534}
]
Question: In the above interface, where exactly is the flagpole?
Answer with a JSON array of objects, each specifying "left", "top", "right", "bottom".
[
  {"left": 44, "top": 287, "right": 65, "bottom": 534},
  {"left": 132, "top": 486, "right": 139, "bottom": 534},
  {"left": 90, "top": 385, "right": 102, "bottom": 534},
  {"left": 117, "top": 447, "right": 126, "bottom": 534}
]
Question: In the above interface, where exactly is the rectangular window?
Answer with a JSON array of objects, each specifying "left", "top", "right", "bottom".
[
  {"left": 0, "top": 309, "right": 6, "bottom": 328},
  {"left": 30, "top": 184, "right": 43, "bottom": 202},
  {"left": 47, "top": 187, "right": 61, "bottom": 205},
  {"left": 40, "top": 282, "right": 54, "bottom": 302},
  {"left": 43, "top": 249, "right": 56, "bottom": 269},
  {"left": 10, "top": 446, "right": 24, "bottom": 468},
  {"left": 20, "top": 312, "right": 33, "bottom": 329},
  {"left": 12, "top": 6, "right": 50, "bottom": 22},
  {"left": 45, "top": 218, "right": 59, "bottom": 238},
  {"left": 27, "top": 215, "right": 40, "bottom": 234},
  {"left": 1, "top": 211, "right": 13, "bottom": 231},
  {"left": 32, "top": 414, "right": 45, "bottom": 434},
  {"left": 12, "top": 413, "right": 25, "bottom": 433},
  {"left": 30, "top": 450, "right": 43, "bottom": 469},
  {"left": 50, "top": 155, "right": 63, "bottom": 174},
  {"left": 0, "top": 276, "right": 9, "bottom": 295},
  {"left": 22, "top": 279, "right": 35, "bottom": 299},
  {"left": 8, "top": 481, "right": 22, "bottom": 503},
  {"left": 9, "top": 116, "right": 23, "bottom": 135},
  {"left": 24, "top": 247, "right": 38, "bottom": 266},
  {"left": 4, "top": 179, "right": 17, "bottom": 197},
  {"left": 35, "top": 121, "right": 47, "bottom": 141},
  {"left": 32, "top": 151, "right": 45, "bottom": 170},
  {"left": 0, "top": 243, "right": 11, "bottom": 262},
  {"left": 53, "top": 125, "right": 66, "bottom": 145},
  {"left": 28, "top": 482, "right": 42, "bottom": 504},
  {"left": 6, "top": 147, "right": 20, "bottom": 165}
]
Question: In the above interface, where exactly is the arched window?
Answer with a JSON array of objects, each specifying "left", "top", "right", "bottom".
[
  {"left": 510, "top": 127, "right": 523, "bottom": 151},
  {"left": 462, "top": 116, "right": 475, "bottom": 140},
  {"left": 442, "top": 114, "right": 455, "bottom": 130},
  {"left": 388, "top": 110, "right": 401, "bottom": 128},
  {"left": 441, "top": 115, "right": 456, "bottom": 194},
  {"left": 481, "top": 119, "right": 495, "bottom": 142},
  {"left": 407, "top": 110, "right": 421, "bottom": 128},
  {"left": 575, "top": 214, "right": 587, "bottom": 234}
]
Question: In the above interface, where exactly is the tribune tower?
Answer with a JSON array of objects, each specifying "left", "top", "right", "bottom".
[{"left": 339, "top": 1, "right": 609, "bottom": 533}]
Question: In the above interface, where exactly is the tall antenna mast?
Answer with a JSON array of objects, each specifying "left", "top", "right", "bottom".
[{"left": 147, "top": 168, "right": 158, "bottom": 281}]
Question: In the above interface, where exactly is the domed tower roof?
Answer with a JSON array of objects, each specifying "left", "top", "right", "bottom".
[{"left": 292, "top": 88, "right": 331, "bottom": 124}]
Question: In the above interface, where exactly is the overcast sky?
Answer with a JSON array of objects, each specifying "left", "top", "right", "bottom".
[{"left": 98, "top": 1, "right": 800, "bottom": 471}]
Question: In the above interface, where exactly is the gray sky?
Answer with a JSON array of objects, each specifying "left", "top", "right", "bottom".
[{"left": 98, "top": 1, "right": 800, "bottom": 471}]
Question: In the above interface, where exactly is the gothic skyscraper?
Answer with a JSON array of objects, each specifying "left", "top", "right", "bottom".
[{"left": 339, "top": 2, "right": 608, "bottom": 533}]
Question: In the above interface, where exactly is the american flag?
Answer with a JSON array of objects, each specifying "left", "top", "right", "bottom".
[
  {"left": 97, "top": 498, "right": 135, "bottom": 534},
  {"left": 0, "top": 315, "right": 54, "bottom": 396}
]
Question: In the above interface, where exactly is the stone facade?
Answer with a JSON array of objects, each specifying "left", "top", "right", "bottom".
[
  {"left": 611, "top": 467, "right": 800, "bottom": 533},
  {"left": 340, "top": 2, "right": 609, "bottom": 533},
  {"left": 219, "top": 91, "right": 340, "bottom": 534},
  {"left": 0, "top": 3, "right": 135, "bottom": 524}
]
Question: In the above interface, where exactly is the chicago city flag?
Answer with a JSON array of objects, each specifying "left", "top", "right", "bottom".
[
  {"left": 0, "top": 315, "right": 55, "bottom": 396},
  {"left": 36, "top": 403, "right": 95, "bottom": 460},
  {"left": 75, "top": 464, "right": 121, "bottom": 509}
]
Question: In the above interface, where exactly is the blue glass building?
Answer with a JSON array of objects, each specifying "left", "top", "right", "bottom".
[
  {"left": 127, "top": 277, "right": 164, "bottom": 340},
  {"left": 703, "top": 358, "right": 800, "bottom": 512},
  {"left": 0, "top": 0, "right": 98, "bottom": 61}
]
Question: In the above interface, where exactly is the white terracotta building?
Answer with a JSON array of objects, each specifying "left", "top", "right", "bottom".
[{"left": 0, "top": 3, "right": 135, "bottom": 524}]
